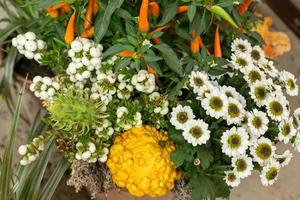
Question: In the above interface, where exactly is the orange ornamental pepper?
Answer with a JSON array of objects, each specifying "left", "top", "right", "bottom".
[
  {"left": 84, "top": 0, "right": 94, "bottom": 29},
  {"left": 48, "top": 3, "right": 69, "bottom": 11},
  {"left": 239, "top": 0, "right": 253, "bottom": 16},
  {"left": 138, "top": 0, "right": 149, "bottom": 33},
  {"left": 214, "top": 25, "right": 222, "bottom": 57},
  {"left": 177, "top": 6, "right": 188, "bottom": 14},
  {"left": 149, "top": 25, "right": 170, "bottom": 44},
  {"left": 149, "top": 2, "right": 160, "bottom": 19},
  {"left": 93, "top": 0, "right": 99, "bottom": 15},
  {"left": 152, "top": 37, "right": 161, "bottom": 44},
  {"left": 81, "top": 27, "right": 94, "bottom": 38},
  {"left": 48, "top": 9, "right": 59, "bottom": 18},
  {"left": 190, "top": 30, "right": 200, "bottom": 54},
  {"left": 147, "top": 65, "right": 157, "bottom": 74},
  {"left": 118, "top": 50, "right": 135, "bottom": 58},
  {"left": 64, "top": 12, "right": 76, "bottom": 44}
]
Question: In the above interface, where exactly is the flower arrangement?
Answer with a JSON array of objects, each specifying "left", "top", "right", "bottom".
[{"left": 2, "top": 0, "right": 299, "bottom": 199}]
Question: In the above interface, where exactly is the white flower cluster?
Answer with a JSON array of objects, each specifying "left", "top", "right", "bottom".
[
  {"left": 117, "top": 74, "right": 134, "bottom": 100},
  {"left": 18, "top": 135, "right": 45, "bottom": 165},
  {"left": 149, "top": 92, "right": 169, "bottom": 115},
  {"left": 182, "top": 38, "right": 300, "bottom": 188},
  {"left": 12, "top": 32, "right": 46, "bottom": 62},
  {"left": 75, "top": 142, "right": 109, "bottom": 163},
  {"left": 131, "top": 70, "right": 156, "bottom": 93},
  {"left": 170, "top": 105, "right": 210, "bottom": 146},
  {"left": 29, "top": 76, "right": 60, "bottom": 101},
  {"left": 116, "top": 106, "right": 142, "bottom": 131},
  {"left": 67, "top": 37, "right": 103, "bottom": 84},
  {"left": 95, "top": 119, "right": 114, "bottom": 140}
]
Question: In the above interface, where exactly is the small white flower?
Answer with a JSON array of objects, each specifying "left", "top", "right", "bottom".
[
  {"left": 221, "top": 85, "right": 246, "bottom": 107},
  {"left": 24, "top": 32, "right": 36, "bottom": 41},
  {"left": 224, "top": 170, "right": 241, "bottom": 187},
  {"left": 37, "top": 40, "right": 46, "bottom": 50},
  {"left": 25, "top": 40, "right": 37, "bottom": 52},
  {"left": 24, "top": 51, "right": 35, "bottom": 59},
  {"left": 201, "top": 90, "right": 228, "bottom": 119},
  {"left": 142, "top": 39, "right": 152, "bottom": 47},
  {"left": 293, "top": 134, "right": 300, "bottom": 153},
  {"left": 281, "top": 70, "right": 298, "bottom": 96},
  {"left": 259, "top": 60, "right": 279, "bottom": 78},
  {"left": 278, "top": 118, "right": 296, "bottom": 144},
  {"left": 47, "top": 88, "right": 55, "bottom": 96},
  {"left": 42, "top": 77, "right": 52, "bottom": 85},
  {"left": 226, "top": 97, "right": 245, "bottom": 125},
  {"left": 12, "top": 38, "right": 18, "bottom": 47},
  {"left": 16, "top": 34, "right": 26, "bottom": 46},
  {"left": 293, "top": 108, "right": 300, "bottom": 127},
  {"left": 90, "top": 57, "right": 101, "bottom": 66},
  {"left": 117, "top": 107, "right": 128, "bottom": 118},
  {"left": 251, "top": 137, "right": 276, "bottom": 165},
  {"left": 231, "top": 38, "right": 252, "bottom": 53},
  {"left": 243, "top": 65, "right": 266, "bottom": 85},
  {"left": 231, "top": 52, "right": 252, "bottom": 71},
  {"left": 221, "top": 126, "right": 249, "bottom": 157},
  {"left": 247, "top": 109, "right": 269, "bottom": 136},
  {"left": 88, "top": 143, "right": 96, "bottom": 153},
  {"left": 82, "top": 71, "right": 91, "bottom": 79},
  {"left": 20, "top": 160, "right": 29, "bottom": 166},
  {"left": 82, "top": 151, "right": 91, "bottom": 160},
  {"left": 33, "top": 76, "right": 42, "bottom": 83},
  {"left": 231, "top": 155, "right": 253, "bottom": 179},
  {"left": 18, "top": 145, "right": 28, "bottom": 155},
  {"left": 182, "top": 119, "right": 210, "bottom": 146},
  {"left": 260, "top": 159, "right": 280, "bottom": 186},
  {"left": 90, "top": 47, "right": 102, "bottom": 58},
  {"left": 71, "top": 40, "right": 83, "bottom": 53},
  {"left": 249, "top": 80, "right": 270, "bottom": 107},
  {"left": 75, "top": 153, "right": 82, "bottom": 160},
  {"left": 274, "top": 150, "right": 292, "bottom": 167},
  {"left": 189, "top": 71, "right": 209, "bottom": 94},
  {"left": 29, "top": 155, "right": 37, "bottom": 162},
  {"left": 265, "top": 95, "right": 289, "bottom": 121},
  {"left": 99, "top": 155, "right": 108, "bottom": 163},
  {"left": 68, "top": 49, "right": 76, "bottom": 58},
  {"left": 170, "top": 105, "right": 195, "bottom": 130},
  {"left": 249, "top": 45, "right": 265, "bottom": 64},
  {"left": 34, "top": 53, "right": 42, "bottom": 62}
]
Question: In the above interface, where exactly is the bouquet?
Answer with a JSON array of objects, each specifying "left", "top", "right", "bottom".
[{"left": 6, "top": 0, "right": 300, "bottom": 199}]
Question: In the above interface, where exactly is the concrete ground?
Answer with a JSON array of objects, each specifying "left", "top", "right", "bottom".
[{"left": 1, "top": 3, "right": 300, "bottom": 200}]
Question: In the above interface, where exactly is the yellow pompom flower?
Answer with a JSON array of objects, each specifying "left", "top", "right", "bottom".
[{"left": 107, "top": 125, "right": 179, "bottom": 197}]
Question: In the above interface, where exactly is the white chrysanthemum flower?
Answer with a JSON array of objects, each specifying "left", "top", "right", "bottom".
[
  {"left": 224, "top": 170, "right": 241, "bottom": 187},
  {"left": 250, "top": 80, "right": 270, "bottom": 107},
  {"left": 230, "top": 52, "right": 252, "bottom": 72},
  {"left": 231, "top": 155, "right": 254, "bottom": 179},
  {"left": 278, "top": 118, "right": 297, "bottom": 144},
  {"left": 248, "top": 131, "right": 260, "bottom": 146},
  {"left": 247, "top": 109, "right": 269, "bottom": 136},
  {"left": 293, "top": 108, "right": 300, "bottom": 127},
  {"left": 259, "top": 60, "right": 279, "bottom": 78},
  {"left": 231, "top": 38, "right": 252, "bottom": 53},
  {"left": 131, "top": 70, "right": 156, "bottom": 93},
  {"left": 243, "top": 65, "right": 266, "bottom": 85},
  {"left": 182, "top": 119, "right": 210, "bottom": 146},
  {"left": 202, "top": 90, "right": 228, "bottom": 119},
  {"left": 170, "top": 105, "right": 195, "bottom": 130},
  {"left": 281, "top": 70, "right": 298, "bottom": 96},
  {"left": 250, "top": 45, "right": 266, "bottom": 64},
  {"left": 221, "top": 85, "right": 246, "bottom": 107},
  {"left": 260, "top": 159, "right": 280, "bottom": 186},
  {"left": 265, "top": 95, "right": 289, "bottom": 121},
  {"left": 195, "top": 83, "right": 215, "bottom": 100},
  {"left": 293, "top": 134, "right": 300, "bottom": 153},
  {"left": 274, "top": 150, "right": 293, "bottom": 167},
  {"left": 251, "top": 137, "right": 276, "bottom": 165},
  {"left": 189, "top": 71, "right": 209, "bottom": 94},
  {"left": 226, "top": 97, "right": 245, "bottom": 125},
  {"left": 221, "top": 126, "right": 249, "bottom": 157}
]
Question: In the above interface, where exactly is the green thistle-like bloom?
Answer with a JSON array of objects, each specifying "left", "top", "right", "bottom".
[{"left": 48, "top": 89, "right": 108, "bottom": 136}]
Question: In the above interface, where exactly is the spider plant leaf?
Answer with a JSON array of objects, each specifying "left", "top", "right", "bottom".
[
  {"left": 39, "top": 158, "right": 70, "bottom": 200},
  {"left": 0, "top": 79, "right": 26, "bottom": 200}
]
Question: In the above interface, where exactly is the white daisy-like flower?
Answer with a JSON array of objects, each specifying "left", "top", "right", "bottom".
[
  {"left": 281, "top": 70, "right": 298, "bottom": 96},
  {"left": 248, "top": 130, "right": 260, "bottom": 146},
  {"left": 247, "top": 109, "right": 269, "bottom": 136},
  {"left": 293, "top": 108, "right": 300, "bottom": 128},
  {"left": 221, "top": 85, "right": 246, "bottom": 107},
  {"left": 250, "top": 80, "right": 270, "bottom": 107},
  {"left": 231, "top": 38, "right": 252, "bottom": 54},
  {"left": 231, "top": 155, "right": 254, "bottom": 179},
  {"left": 278, "top": 118, "right": 297, "bottom": 144},
  {"left": 170, "top": 105, "right": 195, "bottom": 130},
  {"left": 230, "top": 52, "right": 252, "bottom": 72},
  {"left": 249, "top": 45, "right": 266, "bottom": 64},
  {"left": 251, "top": 137, "right": 276, "bottom": 165},
  {"left": 265, "top": 95, "right": 289, "bottom": 121},
  {"left": 243, "top": 65, "right": 266, "bottom": 85},
  {"left": 195, "top": 83, "right": 215, "bottom": 100},
  {"left": 224, "top": 170, "right": 241, "bottom": 187},
  {"left": 274, "top": 150, "right": 293, "bottom": 167},
  {"left": 182, "top": 119, "right": 210, "bottom": 146},
  {"left": 226, "top": 97, "right": 245, "bottom": 125},
  {"left": 260, "top": 159, "right": 280, "bottom": 186},
  {"left": 189, "top": 71, "right": 209, "bottom": 94},
  {"left": 258, "top": 60, "right": 279, "bottom": 78},
  {"left": 201, "top": 90, "right": 228, "bottom": 119},
  {"left": 221, "top": 126, "right": 249, "bottom": 157}
]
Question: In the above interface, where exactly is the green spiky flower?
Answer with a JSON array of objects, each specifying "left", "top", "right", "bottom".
[{"left": 48, "top": 89, "right": 108, "bottom": 136}]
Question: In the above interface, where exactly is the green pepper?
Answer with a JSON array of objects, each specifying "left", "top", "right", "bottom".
[{"left": 207, "top": 5, "right": 238, "bottom": 28}]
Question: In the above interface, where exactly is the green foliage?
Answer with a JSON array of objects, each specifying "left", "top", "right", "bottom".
[{"left": 48, "top": 88, "right": 108, "bottom": 136}]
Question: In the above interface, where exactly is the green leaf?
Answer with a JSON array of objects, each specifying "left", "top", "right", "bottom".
[
  {"left": 197, "top": 147, "right": 214, "bottom": 170},
  {"left": 190, "top": 175, "right": 217, "bottom": 200},
  {"left": 94, "top": 0, "right": 124, "bottom": 43},
  {"left": 36, "top": 0, "right": 75, "bottom": 8},
  {"left": 39, "top": 158, "right": 70, "bottom": 200},
  {"left": 144, "top": 54, "right": 162, "bottom": 62},
  {"left": 171, "top": 146, "right": 186, "bottom": 167},
  {"left": 167, "top": 81, "right": 184, "bottom": 100},
  {"left": 0, "top": 79, "right": 26, "bottom": 200},
  {"left": 115, "top": 57, "right": 132, "bottom": 71},
  {"left": 187, "top": 5, "right": 197, "bottom": 22},
  {"left": 102, "top": 44, "right": 133, "bottom": 59},
  {"left": 154, "top": 43, "right": 183, "bottom": 76},
  {"left": 157, "top": 0, "right": 178, "bottom": 26}
]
